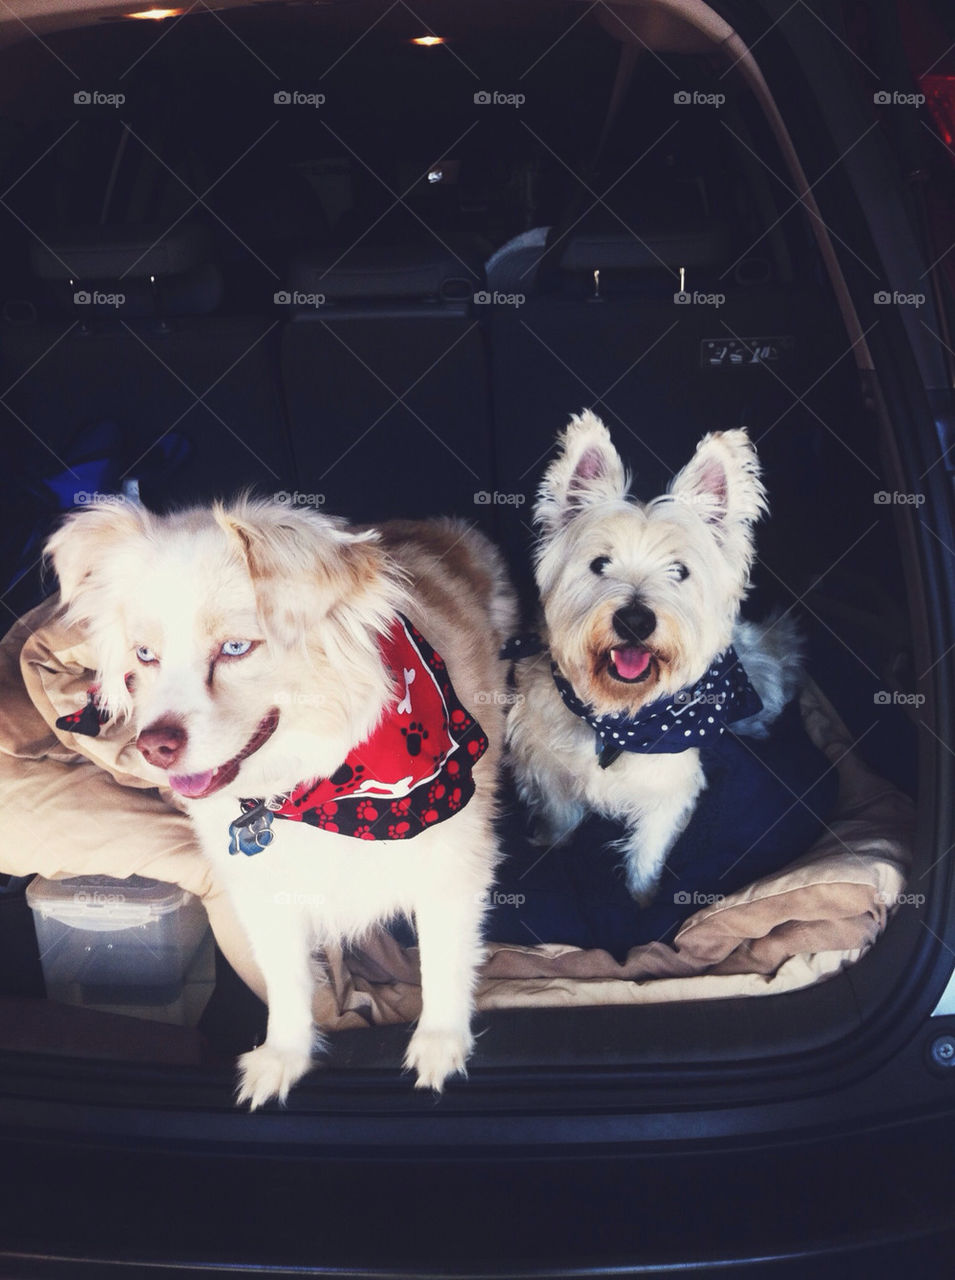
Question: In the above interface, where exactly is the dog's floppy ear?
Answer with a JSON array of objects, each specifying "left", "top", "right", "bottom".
[
  {"left": 44, "top": 500, "right": 152, "bottom": 719},
  {"left": 215, "top": 498, "right": 401, "bottom": 653},
  {"left": 535, "top": 410, "right": 630, "bottom": 536},
  {"left": 45, "top": 500, "right": 152, "bottom": 618}
]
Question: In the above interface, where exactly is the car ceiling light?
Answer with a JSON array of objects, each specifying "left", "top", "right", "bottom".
[
  {"left": 411, "top": 35, "right": 444, "bottom": 47},
  {"left": 125, "top": 8, "right": 184, "bottom": 20}
]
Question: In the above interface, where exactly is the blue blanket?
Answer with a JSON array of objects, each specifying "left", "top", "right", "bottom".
[{"left": 485, "top": 701, "right": 839, "bottom": 961}]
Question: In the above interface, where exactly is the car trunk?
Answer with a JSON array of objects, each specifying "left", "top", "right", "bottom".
[{"left": 0, "top": 0, "right": 952, "bottom": 1167}]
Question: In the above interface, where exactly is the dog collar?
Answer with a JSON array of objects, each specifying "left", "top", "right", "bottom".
[
  {"left": 228, "top": 614, "right": 488, "bottom": 854},
  {"left": 551, "top": 646, "right": 763, "bottom": 768}
]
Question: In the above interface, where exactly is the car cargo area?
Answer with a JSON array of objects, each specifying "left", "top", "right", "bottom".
[{"left": 0, "top": 0, "right": 950, "bottom": 1138}]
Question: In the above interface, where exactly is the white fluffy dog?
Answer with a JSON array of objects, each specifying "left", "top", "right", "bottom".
[
  {"left": 46, "top": 499, "right": 516, "bottom": 1108},
  {"left": 506, "top": 411, "right": 802, "bottom": 906}
]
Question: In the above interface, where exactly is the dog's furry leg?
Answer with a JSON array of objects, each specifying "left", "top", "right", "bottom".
[
  {"left": 232, "top": 897, "right": 320, "bottom": 1110},
  {"left": 518, "top": 776, "right": 586, "bottom": 848},
  {"left": 405, "top": 831, "right": 490, "bottom": 1091},
  {"left": 616, "top": 783, "right": 704, "bottom": 907}
]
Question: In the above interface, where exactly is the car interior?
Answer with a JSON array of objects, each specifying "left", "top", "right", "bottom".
[{"left": 0, "top": 0, "right": 946, "bottom": 1123}]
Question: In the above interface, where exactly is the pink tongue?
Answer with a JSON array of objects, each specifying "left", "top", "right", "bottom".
[
  {"left": 612, "top": 646, "right": 651, "bottom": 680},
  {"left": 169, "top": 769, "right": 216, "bottom": 798}
]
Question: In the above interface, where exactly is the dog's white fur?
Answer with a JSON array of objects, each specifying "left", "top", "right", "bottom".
[
  {"left": 46, "top": 499, "right": 516, "bottom": 1108},
  {"left": 507, "top": 411, "right": 802, "bottom": 905}
]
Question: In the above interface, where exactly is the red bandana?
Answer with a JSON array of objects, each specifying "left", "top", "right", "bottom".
[{"left": 229, "top": 615, "right": 488, "bottom": 849}]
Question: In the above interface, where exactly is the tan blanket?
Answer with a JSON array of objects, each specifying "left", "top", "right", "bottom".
[{"left": 0, "top": 599, "right": 914, "bottom": 1030}]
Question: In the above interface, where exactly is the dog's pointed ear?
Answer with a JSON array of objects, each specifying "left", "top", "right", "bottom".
[
  {"left": 45, "top": 500, "right": 151, "bottom": 618},
  {"left": 216, "top": 499, "right": 398, "bottom": 651},
  {"left": 668, "top": 429, "right": 767, "bottom": 539},
  {"left": 44, "top": 500, "right": 152, "bottom": 720},
  {"left": 535, "top": 410, "right": 630, "bottom": 536}
]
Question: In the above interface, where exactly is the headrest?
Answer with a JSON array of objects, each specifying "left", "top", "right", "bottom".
[
  {"left": 29, "top": 220, "right": 211, "bottom": 282},
  {"left": 288, "top": 245, "right": 478, "bottom": 303},
  {"left": 27, "top": 222, "right": 222, "bottom": 317},
  {"left": 559, "top": 224, "right": 731, "bottom": 274}
]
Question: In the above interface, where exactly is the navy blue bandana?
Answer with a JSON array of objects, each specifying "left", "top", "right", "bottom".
[{"left": 552, "top": 646, "right": 763, "bottom": 768}]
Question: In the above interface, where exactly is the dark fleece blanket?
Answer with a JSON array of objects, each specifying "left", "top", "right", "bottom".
[{"left": 484, "top": 701, "right": 839, "bottom": 961}]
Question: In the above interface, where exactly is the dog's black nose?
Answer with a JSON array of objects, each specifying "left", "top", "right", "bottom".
[
  {"left": 613, "top": 602, "right": 656, "bottom": 643},
  {"left": 137, "top": 718, "right": 188, "bottom": 770}
]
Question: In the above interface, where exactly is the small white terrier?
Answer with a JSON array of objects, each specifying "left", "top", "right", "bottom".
[
  {"left": 506, "top": 411, "right": 802, "bottom": 906},
  {"left": 46, "top": 499, "right": 515, "bottom": 1108}
]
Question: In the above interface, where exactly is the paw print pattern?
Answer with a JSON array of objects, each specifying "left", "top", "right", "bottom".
[
  {"left": 264, "top": 616, "right": 489, "bottom": 844},
  {"left": 330, "top": 762, "right": 365, "bottom": 792},
  {"left": 401, "top": 722, "right": 429, "bottom": 757}
]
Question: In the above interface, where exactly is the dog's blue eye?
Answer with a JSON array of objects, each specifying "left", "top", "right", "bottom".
[
  {"left": 221, "top": 639, "right": 253, "bottom": 658},
  {"left": 673, "top": 562, "right": 690, "bottom": 581},
  {"left": 136, "top": 645, "right": 158, "bottom": 665},
  {"left": 590, "top": 556, "right": 611, "bottom": 576}
]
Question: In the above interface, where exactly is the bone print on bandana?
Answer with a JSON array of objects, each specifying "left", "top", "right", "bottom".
[{"left": 231, "top": 615, "right": 489, "bottom": 849}]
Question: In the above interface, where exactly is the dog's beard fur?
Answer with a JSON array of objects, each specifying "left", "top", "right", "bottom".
[
  {"left": 534, "top": 412, "right": 767, "bottom": 716},
  {"left": 45, "top": 496, "right": 408, "bottom": 798},
  {"left": 537, "top": 503, "right": 749, "bottom": 715}
]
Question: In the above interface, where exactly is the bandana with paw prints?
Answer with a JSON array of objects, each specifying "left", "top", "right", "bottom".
[{"left": 228, "top": 615, "right": 488, "bottom": 855}]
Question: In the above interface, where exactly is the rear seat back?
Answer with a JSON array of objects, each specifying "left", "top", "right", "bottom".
[
  {"left": 279, "top": 245, "right": 495, "bottom": 525},
  {"left": 2, "top": 221, "right": 295, "bottom": 515}
]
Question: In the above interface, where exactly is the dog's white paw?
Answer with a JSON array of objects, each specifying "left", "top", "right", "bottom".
[
  {"left": 404, "top": 1028, "right": 473, "bottom": 1092},
  {"left": 235, "top": 1043, "right": 313, "bottom": 1110},
  {"left": 625, "top": 865, "right": 662, "bottom": 908}
]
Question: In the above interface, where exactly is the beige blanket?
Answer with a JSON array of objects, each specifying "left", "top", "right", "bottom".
[{"left": 0, "top": 599, "right": 914, "bottom": 1030}]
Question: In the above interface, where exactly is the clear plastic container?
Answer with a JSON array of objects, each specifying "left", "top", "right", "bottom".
[{"left": 25, "top": 874, "right": 209, "bottom": 1010}]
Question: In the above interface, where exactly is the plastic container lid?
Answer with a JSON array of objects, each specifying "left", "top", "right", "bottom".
[{"left": 26, "top": 874, "right": 194, "bottom": 931}]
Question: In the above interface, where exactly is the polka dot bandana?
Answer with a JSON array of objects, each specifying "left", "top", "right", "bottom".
[{"left": 552, "top": 647, "right": 763, "bottom": 768}]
